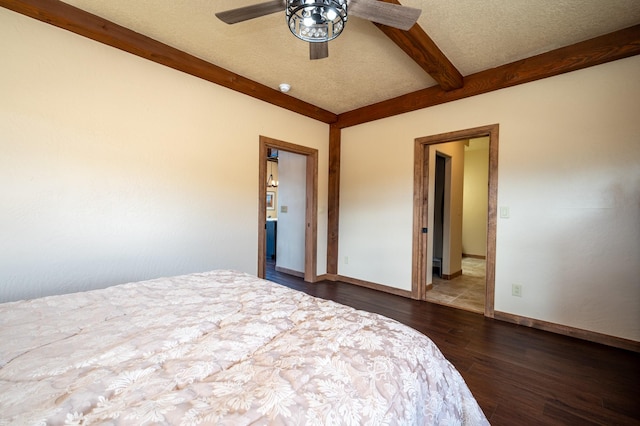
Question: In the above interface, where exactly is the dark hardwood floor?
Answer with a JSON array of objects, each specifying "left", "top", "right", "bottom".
[{"left": 266, "top": 262, "right": 640, "bottom": 425}]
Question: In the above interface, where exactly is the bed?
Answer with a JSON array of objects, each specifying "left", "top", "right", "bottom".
[{"left": 0, "top": 270, "right": 488, "bottom": 425}]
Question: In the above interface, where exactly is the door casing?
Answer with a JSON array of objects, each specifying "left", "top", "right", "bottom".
[
  {"left": 258, "top": 135, "right": 318, "bottom": 282},
  {"left": 411, "top": 124, "right": 499, "bottom": 317}
]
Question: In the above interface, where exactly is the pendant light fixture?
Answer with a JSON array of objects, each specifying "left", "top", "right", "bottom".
[{"left": 267, "top": 160, "right": 279, "bottom": 188}]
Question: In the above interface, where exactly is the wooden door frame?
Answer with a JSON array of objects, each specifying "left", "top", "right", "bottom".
[
  {"left": 412, "top": 124, "right": 499, "bottom": 318},
  {"left": 258, "top": 135, "right": 318, "bottom": 282}
]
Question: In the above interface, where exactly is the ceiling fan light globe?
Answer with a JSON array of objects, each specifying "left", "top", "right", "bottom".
[{"left": 286, "top": 0, "right": 347, "bottom": 43}]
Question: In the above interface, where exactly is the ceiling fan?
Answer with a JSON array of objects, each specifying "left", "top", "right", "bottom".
[{"left": 216, "top": 0, "right": 422, "bottom": 60}]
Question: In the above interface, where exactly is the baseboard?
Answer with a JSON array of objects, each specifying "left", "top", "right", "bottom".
[
  {"left": 494, "top": 311, "right": 640, "bottom": 353},
  {"left": 274, "top": 266, "right": 304, "bottom": 278},
  {"left": 442, "top": 269, "right": 462, "bottom": 280},
  {"left": 316, "top": 273, "right": 337, "bottom": 282},
  {"left": 337, "top": 275, "right": 412, "bottom": 298},
  {"left": 462, "top": 253, "right": 486, "bottom": 259}
]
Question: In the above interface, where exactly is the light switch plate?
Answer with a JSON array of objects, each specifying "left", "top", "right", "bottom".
[
  {"left": 512, "top": 284, "right": 522, "bottom": 297},
  {"left": 280, "top": 205, "right": 288, "bottom": 213},
  {"left": 500, "top": 206, "right": 510, "bottom": 218}
]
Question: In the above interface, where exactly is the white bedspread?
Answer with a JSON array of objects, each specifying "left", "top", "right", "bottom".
[{"left": 0, "top": 270, "right": 488, "bottom": 425}]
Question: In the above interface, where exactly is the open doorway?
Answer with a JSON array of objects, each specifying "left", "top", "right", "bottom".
[
  {"left": 258, "top": 136, "right": 318, "bottom": 283},
  {"left": 433, "top": 152, "right": 448, "bottom": 280},
  {"left": 411, "top": 124, "right": 498, "bottom": 318},
  {"left": 427, "top": 139, "right": 489, "bottom": 313}
]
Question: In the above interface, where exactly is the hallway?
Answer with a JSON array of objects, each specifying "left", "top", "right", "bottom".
[{"left": 426, "top": 257, "right": 485, "bottom": 313}]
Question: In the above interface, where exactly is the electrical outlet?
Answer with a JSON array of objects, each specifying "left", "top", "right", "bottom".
[{"left": 512, "top": 284, "right": 522, "bottom": 297}]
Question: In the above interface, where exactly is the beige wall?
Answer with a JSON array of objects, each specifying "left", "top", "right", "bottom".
[
  {"left": 0, "top": 9, "right": 329, "bottom": 302},
  {"left": 340, "top": 55, "right": 640, "bottom": 342},
  {"left": 462, "top": 138, "right": 489, "bottom": 257}
]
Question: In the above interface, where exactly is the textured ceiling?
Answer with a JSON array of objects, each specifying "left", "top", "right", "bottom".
[{"left": 60, "top": 0, "right": 640, "bottom": 114}]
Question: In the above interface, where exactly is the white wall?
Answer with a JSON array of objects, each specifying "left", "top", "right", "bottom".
[
  {"left": 428, "top": 142, "right": 464, "bottom": 278},
  {"left": 276, "top": 151, "right": 306, "bottom": 274},
  {"left": 340, "top": 56, "right": 640, "bottom": 342},
  {"left": 0, "top": 9, "right": 329, "bottom": 302}
]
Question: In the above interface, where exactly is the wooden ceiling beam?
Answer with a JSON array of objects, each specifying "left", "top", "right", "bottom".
[
  {"left": 336, "top": 24, "right": 640, "bottom": 128},
  {"left": 0, "top": 0, "right": 338, "bottom": 124},
  {"left": 374, "top": 0, "right": 463, "bottom": 91},
  {"left": 3, "top": 1, "right": 639, "bottom": 129}
]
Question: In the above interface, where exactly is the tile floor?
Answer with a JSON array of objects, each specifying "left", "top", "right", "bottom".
[{"left": 425, "top": 257, "right": 486, "bottom": 314}]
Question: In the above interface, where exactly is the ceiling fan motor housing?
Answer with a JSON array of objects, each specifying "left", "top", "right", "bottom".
[{"left": 286, "top": 0, "right": 348, "bottom": 42}]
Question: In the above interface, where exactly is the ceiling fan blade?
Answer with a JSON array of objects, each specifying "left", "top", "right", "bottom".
[
  {"left": 310, "top": 42, "right": 329, "bottom": 60},
  {"left": 215, "top": 0, "right": 285, "bottom": 24},
  {"left": 349, "top": 0, "right": 421, "bottom": 31}
]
